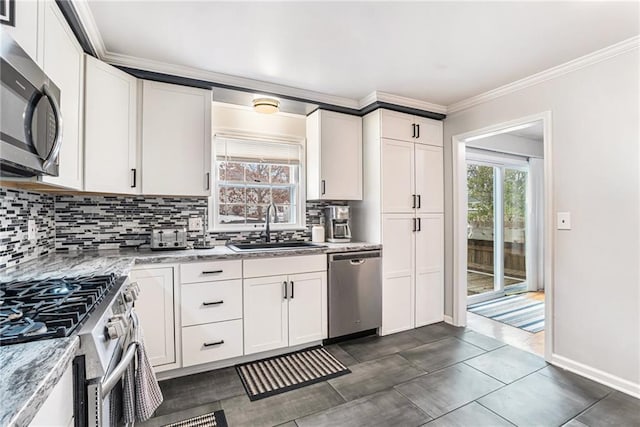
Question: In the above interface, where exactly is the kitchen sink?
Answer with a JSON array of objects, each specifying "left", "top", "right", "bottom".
[{"left": 227, "top": 241, "right": 326, "bottom": 252}]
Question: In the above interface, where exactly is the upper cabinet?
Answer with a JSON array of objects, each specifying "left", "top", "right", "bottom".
[
  {"left": 2, "top": 0, "right": 40, "bottom": 62},
  {"left": 84, "top": 56, "right": 139, "bottom": 194},
  {"left": 306, "top": 110, "right": 362, "bottom": 200},
  {"left": 39, "top": 1, "right": 84, "bottom": 190},
  {"left": 380, "top": 109, "right": 443, "bottom": 147},
  {"left": 141, "top": 81, "right": 212, "bottom": 196}
]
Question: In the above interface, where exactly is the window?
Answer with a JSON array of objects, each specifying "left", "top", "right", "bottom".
[{"left": 211, "top": 135, "right": 304, "bottom": 230}]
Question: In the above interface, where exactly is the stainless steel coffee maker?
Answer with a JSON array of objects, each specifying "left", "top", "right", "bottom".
[{"left": 325, "top": 206, "right": 352, "bottom": 243}]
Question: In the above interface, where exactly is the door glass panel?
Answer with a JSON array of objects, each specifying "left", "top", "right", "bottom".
[
  {"left": 503, "top": 168, "right": 527, "bottom": 291},
  {"left": 467, "top": 164, "right": 496, "bottom": 296}
]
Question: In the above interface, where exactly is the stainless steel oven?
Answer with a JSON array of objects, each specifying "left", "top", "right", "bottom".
[{"left": 0, "top": 34, "right": 62, "bottom": 177}]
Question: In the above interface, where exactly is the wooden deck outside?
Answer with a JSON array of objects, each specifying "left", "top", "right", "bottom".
[{"left": 467, "top": 271, "right": 523, "bottom": 296}]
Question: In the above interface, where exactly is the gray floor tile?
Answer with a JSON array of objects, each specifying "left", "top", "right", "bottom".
[
  {"left": 155, "top": 366, "right": 245, "bottom": 416},
  {"left": 221, "top": 382, "right": 344, "bottom": 427},
  {"left": 423, "top": 402, "right": 514, "bottom": 426},
  {"left": 296, "top": 389, "right": 431, "bottom": 427},
  {"left": 563, "top": 419, "right": 590, "bottom": 427},
  {"left": 395, "top": 363, "right": 503, "bottom": 418},
  {"left": 275, "top": 422, "right": 299, "bottom": 427},
  {"left": 324, "top": 343, "right": 362, "bottom": 366},
  {"left": 328, "top": 354, "right": 426, "bottom": 401},
  {"left": 574, "top": 391, "right": 640, "bottom": 426},
  {"left": 458, "top": 331, "right": 506, "bottom": 351},
  {"left": 409, "top": 322, "right": 466, "bottom": 344},
  {"left": 536, "top": 366, "right": 612, "bottom": 397},
  {"left": 137, "top": 402, "right": 222, "bottom": 427},
  {"left": 339, "top": 330, "right": 425, "bottom": 362},
  {"left": 478, "top": 370, "right": 611, "bottom": 426},
  {"left": 464, "top": 345, "right": 547, "bottom": 383},
  {"left": 400, "top": 337, "right": 485, "bottom": 372}
]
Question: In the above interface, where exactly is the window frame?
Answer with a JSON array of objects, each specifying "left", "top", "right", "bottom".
[{"left": 209, "top": 131, "right": 306, "bottom": 232}]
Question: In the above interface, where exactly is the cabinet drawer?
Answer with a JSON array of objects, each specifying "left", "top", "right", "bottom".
[
  {"left": 243, "top": 255, "right": 326, "bottom": 278},
  {"left": 180, "top": 260, "right": 242, "bottom": 283},
  {"left": 182, "top": 320, "right": 243, "bottom": 367},
  {"left": 182, "top": 280, "right": 242, "bottom": 326}
]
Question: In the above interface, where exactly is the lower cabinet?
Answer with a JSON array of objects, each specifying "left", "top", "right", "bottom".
[
  {"left": 30, "top": 361, "right": 74, "bottom": 426},
  {"left": 130, "top": 266, "right": 176, "bottom": 368},
  {"left": 182, "top": 319, "right": 243, "bottom": 367},
  {"left": 243, "top": 275, "right": 289, "bottom": 355}
]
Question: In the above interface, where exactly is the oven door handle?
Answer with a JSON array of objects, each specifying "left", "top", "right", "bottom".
[
  {"left": 101, "top": 341, "right": 137, "bottom": 397},
  {"left": 41, "top": 83, "right": 64, "bottom": 171}
]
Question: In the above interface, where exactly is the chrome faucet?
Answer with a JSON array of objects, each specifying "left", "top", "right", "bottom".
[{"left": 262, "top": 203, "right": 278, "bottom": 242}]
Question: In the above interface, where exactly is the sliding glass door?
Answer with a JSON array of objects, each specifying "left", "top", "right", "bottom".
[{"left": 467, "top": 156, "right": 528, "bottom": 304}]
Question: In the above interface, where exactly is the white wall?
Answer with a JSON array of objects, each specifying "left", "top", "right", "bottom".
[
  {"left": 443, "top": 48, "right": 639, "bottom": 387},
  {"left": 211, "top": 103, "right": 306, "bottom": 139}
]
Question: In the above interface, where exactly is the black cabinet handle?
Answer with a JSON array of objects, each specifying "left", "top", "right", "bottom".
[
  {"left": 283, "top": 281, "right": 288, "bottom": 299},
  {"left": 202, "top": 300, "right": 224, "bottom": 306},
  {"left": 205, "top": 172, "right": 210, "bottom": 190},
  {"left": 131, "top": 168, "right": 136, "bottom": 188},
  {"left": 321, "top": 180, "right": 326, "bottom": 195},
  {"left": 417, "top": 217, "right": 422, "bottom": 231},
  {"left": 416, "top": 124, "right": 420, "bottom": 139},
  {"left": 412, "top": 194, "right": 416, "bottom": 209},
  {"left": 203, "top": 340, "right": 224, "bottom": 347},
  {"left": 202, "top": 270, "right": 223, "bottom": 275},
  {"left": 412, "top": 123, "right": 416, "bottom": 138},
  {"left": 412, "top": 218, "right": 417, "bottom": 232},
  {"left": 290, "top": 281, "right": 294, "bottom": 299},
  {"left": 417, "top": 194, "right": 421, "bottom": 209}
]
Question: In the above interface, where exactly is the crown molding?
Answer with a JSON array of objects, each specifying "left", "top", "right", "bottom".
[
  {"left": 69, "top": 0, "right": 107, "bottom": 58},
  {"left": 448, "top": 35, "right": 640, "bottom": 114},
  {"left": 360, "top": 91, "right": 447, "bottom": 114}
]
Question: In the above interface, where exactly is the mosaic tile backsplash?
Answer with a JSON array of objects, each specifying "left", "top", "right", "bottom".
[
  {"left": 0, "top": 188, "right": 56, "bottom": 269},
  {"left": 1, "top": 186, "right": 347, "bottom": 263}
]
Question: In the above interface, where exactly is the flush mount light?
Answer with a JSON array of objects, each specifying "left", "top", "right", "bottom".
[{"left": 252, "top": 97, "right": 280, "bottom": 114}]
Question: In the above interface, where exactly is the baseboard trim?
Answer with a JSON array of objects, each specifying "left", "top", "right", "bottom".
[
  {"left": 550, "top": 353, "right": 640, "bottom": 399},
  {"left": 444, "top": 315, "right": 454, "bottom": 325}
]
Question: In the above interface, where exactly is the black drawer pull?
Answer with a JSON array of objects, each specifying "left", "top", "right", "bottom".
[
  {"left": 203, "top": 340, "right": 224, "bottom": 347},
  {"left": 290, "top": 281, "right": 294, "bottom": 299},
  {"left": 417, "top": 194, "right": 421, "bottom": 209},
  {"left": 202, "top": 300, "right": 224, "bottom": 306},
  {"left": 202, "top": 270, "right": 223, "bottom": 275}
]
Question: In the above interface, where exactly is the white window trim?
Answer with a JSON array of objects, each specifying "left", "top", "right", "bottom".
[{"left": 209, "top": 130, "right": 306, "bottom": 232}]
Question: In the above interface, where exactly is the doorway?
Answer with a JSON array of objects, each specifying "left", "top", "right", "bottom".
[{"left": 452, "top": 112, "right": 553, "bottom": 359}]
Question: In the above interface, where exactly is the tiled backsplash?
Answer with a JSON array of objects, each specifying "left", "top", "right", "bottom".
[
  {"left": 1, "top": 187, "right": 347, "bottom": 263},
  {"left": 0, "top": 188, "right": 56, "bottom": 269}
]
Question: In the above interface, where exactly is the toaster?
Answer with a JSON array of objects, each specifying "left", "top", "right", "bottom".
[{"left": 150, "top": 228, "right": 188, "bottom": 250}]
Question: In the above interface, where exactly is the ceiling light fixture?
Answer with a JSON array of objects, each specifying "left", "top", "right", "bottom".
[{"left": 252, "top": 97, "right": 280, "bottom": 114}]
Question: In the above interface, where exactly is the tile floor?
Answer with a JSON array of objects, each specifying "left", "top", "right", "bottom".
[{"left": 140, "top": 323, "right": 639, "bottom": 427}]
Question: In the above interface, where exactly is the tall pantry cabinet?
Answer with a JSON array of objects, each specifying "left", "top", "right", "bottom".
[{"left": 353, "top": 109, "right": 444, "bottom": 335}]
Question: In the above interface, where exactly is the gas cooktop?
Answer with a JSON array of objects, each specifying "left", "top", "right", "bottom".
[{"left": 0, "top": 274, "right": 118, "bottom": 345}]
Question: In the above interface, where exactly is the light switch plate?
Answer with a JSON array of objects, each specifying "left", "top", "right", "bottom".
[
  {"left": 557, "top": 212, "right": 571, "bottom": 230},
  {"left": 27, "top": 219, "right": 37, "bottom": 240},
  {"left": 188, "top": 217, "right": 203, "bottom": 231}
]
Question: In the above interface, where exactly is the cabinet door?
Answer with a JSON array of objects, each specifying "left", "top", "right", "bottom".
[
  {"left": 288, "top": 272, "right": 327, "bottom": 346},
  {"left": 381, "top": 214, "right": 415, "bottom": 335},
  {"left": 2, "top": 0, "right": 40, "bottom": 61},
  {"left": 142, "top": 81, "right": 211, "bottom": 196},
  {"left": 413, "top": 116, "right": 443, "bottom": 147},
  {"left": 319, "top": 111, "right": 362, "bottom": 200},
  {"left": 130, "top": 267, "right": 176, "bottom": 366},
  {"left": 40, "top": 2, "right": 84, "bottom": 190},
  {"left": 415, "top": 144, "right": 444, "bottom": 213},
  {"left": 415, "top": 214, "right": 444, "bottom": 327},
  {"left": 84, "top": 56, "right": 138, "bottom": 194},
  {"left": 381, "top": 139, "right": 415, "bottom": 213},
  {"left": 243, "top": 275, "right": 289, "bottom": 355},
  {"left": 380, "top": 109, "right": 415, "bottom": 142}
]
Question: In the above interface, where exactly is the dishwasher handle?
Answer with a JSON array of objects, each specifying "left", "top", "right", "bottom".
[{"left": 350, "top": 259, "right": 366, "bottom": 265}]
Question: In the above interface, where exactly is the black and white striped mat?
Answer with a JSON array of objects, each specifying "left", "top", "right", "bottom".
[
  {"left": 164, "top": 410, "right": 227, "bottom": 427},
  {"left": 235, "top": 346, "right": 350, "bottom": 401}
]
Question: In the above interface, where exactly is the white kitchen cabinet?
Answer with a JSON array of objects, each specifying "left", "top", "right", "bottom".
[
  {"left": 380, "top": 109, "right": 443, "bottom": 146},
  {"left": 84, "top": 56, "right": 139, "bottom": 194},
  {"left": 181, "top": 279, "right": 242, "bottom": 326},
  {"left": 2, "top": 0, "right": 40, "bottom": 62},
  {"left": 141, "top": 81, "right": 212, "bottom": 196},
  {"left": 39, "top": 1, "right": 84, "bottom": 190},
  {"left": 353, "top": 109, "right": 445, "bottom": 335},
  {"left": 415, "top": 214, "right": 444, "bottom": 327},
  {"left": 243, "top": 255, "right": 327, "bottom": 355},
  {"left": 131, "top": 266, "right": 176, "bottom": 367},
  {"left": 30, "top": 361, "right": 74, "bottom": 427},
  {"left": 182, "top": 319, "right": 243, "bottom": 367},
  {"left": 306, "top": 110, "right": 363, "bottom": 200}
]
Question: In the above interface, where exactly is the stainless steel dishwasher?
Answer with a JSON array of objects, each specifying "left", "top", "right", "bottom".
[{"left": 328, "top": 250, "right": 382, "bottom": 338}]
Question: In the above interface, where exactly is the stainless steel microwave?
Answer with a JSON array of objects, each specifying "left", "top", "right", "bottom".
[{"left": 1, "top": 35, "right": 62, "bottom": 177}]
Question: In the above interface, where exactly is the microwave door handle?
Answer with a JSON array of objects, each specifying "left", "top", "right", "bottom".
[{"left": 41, "top": 84, "right": 63, "bottom": 171}]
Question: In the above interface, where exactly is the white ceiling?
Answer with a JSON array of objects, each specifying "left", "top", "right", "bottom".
[{"left": 86, "top": 1, "right": 639, "bottom": 107}]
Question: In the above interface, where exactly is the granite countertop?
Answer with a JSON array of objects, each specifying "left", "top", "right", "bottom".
[
  {"left": 0, "top": 337, "right": 79, "bottom": 427},
  {"left": 0, "top": 241, "right": 381, "bottom": 425}
]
